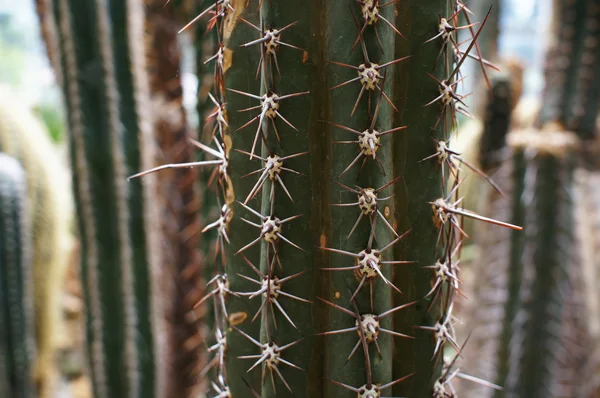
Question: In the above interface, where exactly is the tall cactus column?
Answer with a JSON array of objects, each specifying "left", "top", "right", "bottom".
[
  {"left": 155, "top": 0, "right": 517, "bottom": 397},
  {"left": 49, "top": 0, "right": 167, "bottom": 397}
]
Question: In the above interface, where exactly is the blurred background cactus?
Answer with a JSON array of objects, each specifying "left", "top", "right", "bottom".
[
  {"left": 457, "top": 1, "right": 600, "bottom": 398},
  {"left": 0, "top": 87, "right": 77, "bottom": 398},
  {"left": 0, "top": 153, "right": 36, "bottom": 398}
]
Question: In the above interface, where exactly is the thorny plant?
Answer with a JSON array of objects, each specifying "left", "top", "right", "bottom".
[
  {"left": 227, "top": 88, "right": 309, "bottom": 159},
  {"left": 236, "top": 148, "right": 307, "bottom": 205},
  {"left": 430, "top": 332, "right": 503, "bottom": 397},
  {"left": 234, "top": 326, "right": 304, "bottom": 394},
  {"left": 320, "top": 231, "right": 413, "bottom": 306},
  {"left": 330, "top": 175, "right": 403, "bottom": 242},
  {"left": 237, "top": 255, "right": 311, "bottom": 330},
  {"left": 317, "top": 297, "right": 416, "bottom": 361},
  {"left": 352, "top": 0, "right": 406, "bottom": 53},
  {"left": 330, "top": 12, "right": 411, "bottom": 117},
  {"left": 326, "top": 87, "right": 408, "bottom": 177},
  {"left": 238, "top": 17, "right": 305, "bottom": 84},
  {"left": 419, "top": 137, "right": 505, "bottom": 195},
  {"left": 133, "top": 0, "right": 525, "bottom": 396}
]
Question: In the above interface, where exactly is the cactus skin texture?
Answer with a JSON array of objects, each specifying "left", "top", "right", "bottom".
[
  {"left": 142, "top": 1, "right": 525, "bottom": 397},
  {"left": 0, "top": 153, "right": 37, "bottom": 398},
  {"left": 48, "top": 0, "right": 169, "bottom": 397},
  {"left": 460, "top": 0, "right": 600, "bottom": 397},
  {"left": 0, "top": 87, "right": 74, "bottom": 398}
]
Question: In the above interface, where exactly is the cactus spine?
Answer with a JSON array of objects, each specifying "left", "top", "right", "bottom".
[
  {"left": 461, "top": 0, "right": 600, "bottom": 396},
  {"left": 48, "top": 0, "right": 167, "bottom": 397},
  {"left": 0, "top": 153, "right": 36, "bottom": 398},
  {"left": 128, "top": 1, "right": 522, "bottom": 397}
]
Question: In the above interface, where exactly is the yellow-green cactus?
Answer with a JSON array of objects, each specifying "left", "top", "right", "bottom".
[{"left": 0, "top": 87, "right": 74, "bottom": 398}]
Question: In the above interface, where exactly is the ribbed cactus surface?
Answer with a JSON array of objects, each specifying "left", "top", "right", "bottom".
[
  {"left": 47, "top": 0, "right": 167, "bottom": 397},
  {"left": 129, "top": 1, "right": 521, "bottom": 397},
  {"left": 0, "top": 153, "right": 36, "bottom": 398}
]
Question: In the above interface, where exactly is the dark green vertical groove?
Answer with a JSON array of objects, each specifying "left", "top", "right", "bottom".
[
  {"left": 0, "top": 154, "right": 36, "bottom": 398},
  {"left": 392, "top": 2, "right": 447, "bottom": 396},
  {"left": 50, "top": 0, "right": 164, "bottom": 396},
  {"left": 306, "top": 2, "right": 330, "bottom": 394}
]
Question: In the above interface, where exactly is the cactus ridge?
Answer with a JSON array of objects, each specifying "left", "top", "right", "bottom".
[
  {"left": 131, "top": 0, "right": 523, "bottom": 396},
  {"left": 48, "top": 0, "right": 168, "bottom": 396}
]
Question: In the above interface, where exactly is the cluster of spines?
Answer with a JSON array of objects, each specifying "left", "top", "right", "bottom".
[
  {"left": 415, "top": 2, "right": 524, "bottom": 396},
  {"left": 133, "top": 1, "right": 523, "bottom": 396}
]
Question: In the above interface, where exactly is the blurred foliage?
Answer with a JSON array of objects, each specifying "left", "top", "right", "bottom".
[
  {"left": 0, "top": 13, "right": 29, "bottom": 87},
  {"left": 32, "top": 103, "right": 65, "bottom": 143},
  {"left": 0, "top": 11, "right": 65, "bottom": 144}
]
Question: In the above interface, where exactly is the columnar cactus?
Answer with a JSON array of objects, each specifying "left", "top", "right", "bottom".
[
  {"left": 0, "top": 89, "right": 74, "bottom": 397},
  {"left": 131, "top": 1, "right": 523, "bottom": 397},
  {"left": 0, "top": 153, "right": 37, "bottom": 398},
  {"left": 460, "top": 0, "right": 600, "bottom": 396},
  {"left": 47, "top": 0, "right": 168, "bottom": 397}
]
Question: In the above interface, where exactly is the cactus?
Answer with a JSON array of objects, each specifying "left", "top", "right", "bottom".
[
  {"left": 0, "top": 153, "right": 37, "bottom": 398},
  {"left": 144, "top": 1, "right": 209, "bottom": 396},
  {"left": 126, "top": 1, "right": 525, "bottom": 397},
  {"left": 459, "top": 0, "right": 600, "bottom": 396},
  {"left": 0, "top": 87, "right": 74, "bottom": 398},
  {"left": 47, "top": 0, "right": 170, "bottom": 397}
]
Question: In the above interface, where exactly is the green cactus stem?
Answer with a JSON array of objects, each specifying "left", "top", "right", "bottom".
[
  {"left": 0, "top": 153, "right": 36, "bottom": 398},
  {"left": 141, "top": 0, "right": 516, "bottom": 396},
  {"left": 48, "top": 0, "right": 169, "bottom": 397}
]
